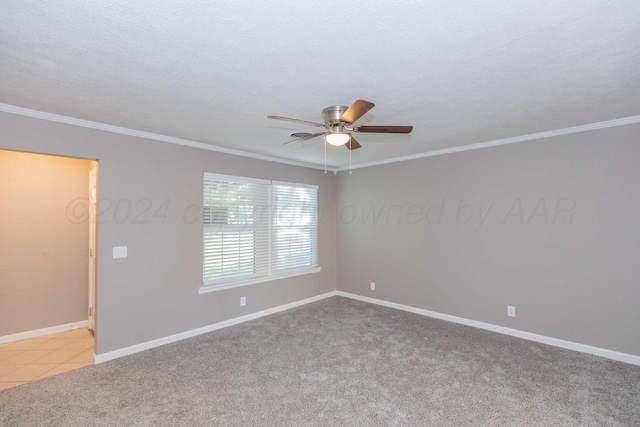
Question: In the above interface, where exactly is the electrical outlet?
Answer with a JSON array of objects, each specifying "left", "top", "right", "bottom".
[
  {"left": 370, "top": 282, "right": 375, "bottom": 291},
  {"left": 507, "top": 305, "right": 516, "bottom": 317},
  {"left": 113, "top": 246, "right": 127, "bottom": 259},
  {"left": 240, "top": 296, "right": 246, "bottom": 307}
]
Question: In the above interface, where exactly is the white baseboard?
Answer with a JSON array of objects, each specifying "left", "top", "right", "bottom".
[
  {"left": 94, "top": 290, "right": 640, "bottom": 367},
  {"left": 0, "top": 320, "right": 88, "bottom": 345},
  {"left": 337, "top": 291, "right": 640, "bottom": 366},
  {"left": 95, "top": 291, "right": 338, "bottom": 364}
]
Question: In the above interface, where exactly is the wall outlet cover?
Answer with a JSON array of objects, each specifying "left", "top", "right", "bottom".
[{"left": 113, "top": 246, "right": 127, "bottom": 259}]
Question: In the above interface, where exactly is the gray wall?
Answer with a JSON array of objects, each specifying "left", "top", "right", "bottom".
[
  {"left": 0, "top": 150, "right": 91, "bottom": 336},
  {"left": 0, "top": 111, "right": 337, "bottom": 354},
  {"left": 4, "top": 107, "right": 638, "bottom": 359},
  {"left": 337, "top": 123, "right": 640, "bottom": 357}
]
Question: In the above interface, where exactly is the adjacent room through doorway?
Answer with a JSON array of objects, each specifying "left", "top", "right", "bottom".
[{"left": 0, "top": 149, "right": 98, "bottom": 390}]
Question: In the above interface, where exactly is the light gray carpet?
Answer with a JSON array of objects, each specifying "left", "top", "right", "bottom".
[{"left": 1, "top": 296, "right": 639, "bottom": 426}]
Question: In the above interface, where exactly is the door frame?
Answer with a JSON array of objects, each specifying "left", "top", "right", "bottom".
[{"left": 88, "top": 165, "right": 98, "bottom": 335}]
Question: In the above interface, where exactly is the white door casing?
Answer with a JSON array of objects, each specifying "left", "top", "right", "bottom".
[{"left": 88, "top": 167, "right": 97, "bottom": 333}]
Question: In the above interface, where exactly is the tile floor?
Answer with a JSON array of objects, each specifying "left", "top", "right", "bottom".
[{"left": 0, "top": 328, "right": 94, "bottom": 391}]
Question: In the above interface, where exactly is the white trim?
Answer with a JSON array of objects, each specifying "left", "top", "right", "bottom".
[
  {"left": 4, "top": 103, "right": 639, "bottom": 175},
  {"left": 95, "top": 291, "right": 338, "bottom": 364},
  {"left": 201, "top": 174, "right": 320, "bottom": 189},
  {"left": 337, "top": 115, "right": 640, "bottom": 172},
  {"left": 94, "top": 290, "right": 640, "bottom": 366},
  {"left": 336, "top": 292, "right": 640, "bottom": 366},
  {"left": 0, "top": 103, "right": 335, "bottom": 173},
  {"left": 272, "top": 180, "right": 319, "bottom": 190},
  {"left": 204, "top": 172, "right": 271, "bottom": 185},
  {"left": 0, "top": 320, "right": 88, "bottom": 344},
  {"left": 199, "top": 266, "right": 322, "bottom": 294}
]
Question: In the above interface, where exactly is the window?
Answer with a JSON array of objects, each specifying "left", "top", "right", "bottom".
[{"left": 201, "top": 173, "right": 319, "bottom": 292}]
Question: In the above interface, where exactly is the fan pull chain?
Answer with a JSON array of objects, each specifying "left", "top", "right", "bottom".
[
  {"left": 324, "top": 140, "right": 327, "bottom": 174},
  {"left": 349, "top": 140, "right": 352, "bottom": 174}
]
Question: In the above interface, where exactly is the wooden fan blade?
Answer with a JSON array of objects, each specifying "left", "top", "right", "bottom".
[
  {"left": 283, "top": 132, "right": 325, "bottom": 145},
  {"left": 267, "top": 115, "right": 326, "bottom": 128},
  {"left": 345, "top": 135, "right": 362, "bottom": 150},
  {"left": 340, "top": 99, "right": 375, "bottom": 124},
  {"left": 353, "top": 125, "right": 413, "bottom": 134}
]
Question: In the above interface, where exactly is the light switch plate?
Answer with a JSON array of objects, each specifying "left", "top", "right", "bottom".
[{"left": 113, "top": 246, "right": 128, "bottom": 259}]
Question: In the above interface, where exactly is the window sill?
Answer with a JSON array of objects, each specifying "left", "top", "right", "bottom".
[{"left": 199, "top": 266, "right": 322, "bottom": 294}]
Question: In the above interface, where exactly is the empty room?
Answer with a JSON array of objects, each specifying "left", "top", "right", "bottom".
[{"left": 1, "top": 1, "right": 639, "bottom": 426}]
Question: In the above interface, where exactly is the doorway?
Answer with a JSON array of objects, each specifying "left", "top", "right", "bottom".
[{"left": 0, "top": 149, "right": 98, "bottom": 389}]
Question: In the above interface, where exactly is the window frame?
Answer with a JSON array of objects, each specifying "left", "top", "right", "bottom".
[{"left": 200, "top": 173, "right": 321, "bottom": 294}]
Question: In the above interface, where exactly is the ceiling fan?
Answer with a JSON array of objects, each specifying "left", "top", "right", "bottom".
[{"left": 267, "top": 99, "right": 413, "bottom": 150}]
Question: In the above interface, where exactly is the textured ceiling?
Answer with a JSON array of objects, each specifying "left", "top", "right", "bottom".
[{"left": 1, "top": 1, "right": 639, "bottom": 169}]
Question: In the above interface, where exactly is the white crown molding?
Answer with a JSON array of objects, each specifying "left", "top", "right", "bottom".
[
  {"left": 337, "top": 115, "right": 640, "bottom": 172},
  {"left": 3, "top": 103, "right": 638, "bottom": 174},
  {"left": 0, "top": 103, "right": 337, "bottom": 173},
  {"left": 0, "top": 320, "right": 88, "bottom": 345},
  {"left": 337, "top": 292, "right": 640, "bottom": 366}
]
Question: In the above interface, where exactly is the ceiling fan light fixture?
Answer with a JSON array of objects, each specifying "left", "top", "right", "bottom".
[
  {"left": 325, "top": 132, "right": 350, "bottom": 146},
  {"left": 267, "top": 99, "right": 413, "bottom": 152}
]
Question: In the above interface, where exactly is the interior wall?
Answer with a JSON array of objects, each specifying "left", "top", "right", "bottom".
[
  {"left": 0, "top": 149, "right": 91, "bottom": 336},
  {"left": 0, "top": 111, "right": 337, "bottom": 355},
  {"left": 337, "top": 123, "right": 640, "bottom": 357}
]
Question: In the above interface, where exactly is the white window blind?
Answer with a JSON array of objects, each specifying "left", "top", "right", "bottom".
[
  {"left": 272, "top": 184, "right": 317, "bottom": 272},
  {"left": 203, "top": 175, "right": 270, "bottom": 283},
  {"left": 203, "top": 173, "right": 318, "bottom": 290}
]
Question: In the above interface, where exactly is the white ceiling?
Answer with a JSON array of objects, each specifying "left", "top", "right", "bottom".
[{"left": 1, "top": 1, "right": 639, "bottom": 169}]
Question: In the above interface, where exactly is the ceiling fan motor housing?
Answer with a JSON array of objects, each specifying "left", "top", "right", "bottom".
[
  {"left": 268, "top": 99, "right": 412, "bottom": 151},
  {"left": 322, "top": 105, "right": 348, "bottom": 125}
]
